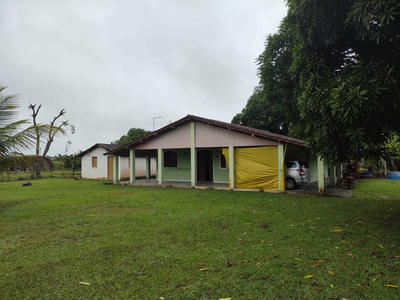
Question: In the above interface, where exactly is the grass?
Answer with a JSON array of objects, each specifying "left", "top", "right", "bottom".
[{"left": 0, "top": 178, "right": 399, "bottom": 299}]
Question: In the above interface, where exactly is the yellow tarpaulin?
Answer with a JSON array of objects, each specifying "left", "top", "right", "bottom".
[{"left": 223, "top": 146, "right": 280, "bottom": 190}]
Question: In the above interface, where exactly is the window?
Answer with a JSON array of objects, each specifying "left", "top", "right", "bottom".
[
  {"left": 164, "top": 151, "right": 177, "bottom": 168},
  {"left": 92, "top": 156, "right": 98, "bottom": 168},
  {"left": 220, "top": 150, "right": 227, "bottom": 169},
  {"left": 299, "top": 161, "right": 308, "bottom": 168},
  {"left": 285, "top": 162, "right": 296, "bottom": 168}
]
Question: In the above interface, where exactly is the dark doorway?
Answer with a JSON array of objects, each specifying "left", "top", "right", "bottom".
[{"left": 197, "top": 150, "right": 213, "bottom": 182}]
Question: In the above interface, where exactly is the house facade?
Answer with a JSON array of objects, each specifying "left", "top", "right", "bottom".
[
  {"left": 108, "top": 115, "right": 321, "bottom": 191},
  {"left": 77, "top": 143, "right": 156, "bottom": 180}
]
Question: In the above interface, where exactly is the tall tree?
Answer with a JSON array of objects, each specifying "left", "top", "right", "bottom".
[
  {"left": 28, "top": 104, "right": 72, "bottom": 157},
  {"left": 288, "top": 0, "right": 400, "bottom": 163},
  {"left": 1, "top": 87, "right": 36, "bottom": 156},
  {"left": 235, "top": 0, "right": 400, "bottom": 164},
  {"left": 0, "top": 86, "right": 49, "bottom": 173},
  {"left": 113, "top": 128, "right": 150, "bottom": 145}
]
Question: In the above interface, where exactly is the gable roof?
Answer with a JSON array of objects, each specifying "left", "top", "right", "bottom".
[
  {"left": 76, "top": 143, "right": 119, "bottom": 158},
  {"left": 108, "top": 115, "right": 305, "bottom": 157}
]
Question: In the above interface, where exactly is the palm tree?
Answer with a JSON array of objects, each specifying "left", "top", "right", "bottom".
[
  {"left": 0, "top": 86, "right": 49, "bottom": 174},
  {"left": 0, "top": 86, "right": 37, "bottom": 157}
]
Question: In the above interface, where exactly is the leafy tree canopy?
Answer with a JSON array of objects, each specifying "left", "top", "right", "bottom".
[
  {"left": 113, "top": 128, "right": 150, "bottom": 145},
  {"left": 235, "top": 0, "right": 400, "bottom": 164}
]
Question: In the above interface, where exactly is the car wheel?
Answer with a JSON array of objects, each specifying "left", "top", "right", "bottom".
[{"left": 285, "top": 178, "right": 296, "bottom": 190}]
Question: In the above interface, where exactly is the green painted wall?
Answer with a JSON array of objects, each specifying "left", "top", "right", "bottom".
[
  {"left": 164, "top": 149, "right": 191, "bottom": 181},
  {"left": 213, "top": 148, "right": 229, "bottom": 183},
  {"left": 163, "top": 148, "right": 229, "bottom": 183},
  {"left": 308, "top": 154, "right": 318, "bottom": 181}
]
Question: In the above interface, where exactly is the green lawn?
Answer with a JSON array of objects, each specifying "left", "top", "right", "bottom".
[{"left": 0, "top": 179, "right": 399, "bottom": 299}]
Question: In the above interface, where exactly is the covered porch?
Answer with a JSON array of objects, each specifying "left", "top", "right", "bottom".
[{"left": 107, "top": 115, "right": 311, "bottom": 192}]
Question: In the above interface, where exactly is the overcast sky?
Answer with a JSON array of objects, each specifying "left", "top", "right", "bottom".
[{"left": 1, "top": 0, "right": 287, "bottom": 156}]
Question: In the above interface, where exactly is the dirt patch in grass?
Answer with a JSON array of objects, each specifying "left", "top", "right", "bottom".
[{"left": 0, "top": 200, "right": 32, "bottom": 213}]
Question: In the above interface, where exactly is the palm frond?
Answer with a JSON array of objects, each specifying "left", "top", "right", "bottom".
[{"left": 0, "top": 86, "right": 20, "bottom": 127}]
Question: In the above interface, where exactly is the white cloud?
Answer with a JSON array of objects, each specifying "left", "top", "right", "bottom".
[{"left": 0, "top": 0, "right": 287, "bottom": 155}]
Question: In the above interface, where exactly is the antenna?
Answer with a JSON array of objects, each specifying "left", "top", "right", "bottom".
[{"left": 152, "top": 116, "right": 162, "bottom": 131}]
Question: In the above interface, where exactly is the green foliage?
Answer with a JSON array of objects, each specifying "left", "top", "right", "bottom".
[
  {"left": 236, "top": 0, "right": 400, "bottom": 164},
  {"left": 113, "top": 127, "right": 150, "bottom": 145},
  {"left": 0, "top": 87, "right": 36, "bottom": 156},
  {"left": 384, "top": 134, "right": 400, "bottom": 170},
  {"left": 288, "top": 0, "right": 400, "bottom": 163},
  {"left": 1, "top": 179, "right": 400, "bottom": 299}
]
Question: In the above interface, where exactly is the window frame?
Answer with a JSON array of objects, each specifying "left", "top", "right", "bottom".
[
  {"left": 92, "top": 156, "right": 98, "bottom": 168},
  {"left": 164, "top": 150, "right": 178, "bottom": 168}
]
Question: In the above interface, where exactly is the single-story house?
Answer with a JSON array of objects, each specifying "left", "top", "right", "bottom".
[
  {"left": 107, "top": 115, "right": 327, "bottom": 191},
  {"left": 77, "top": 143, "right": 156, "bottom": 180}
]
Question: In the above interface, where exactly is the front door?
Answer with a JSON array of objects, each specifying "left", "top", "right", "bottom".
[
  {"left": 107, "top": 156, "right": 114, "bottom": 180},
  {"left": 197, "top": 150, "right": 213, "bottom": 182}
]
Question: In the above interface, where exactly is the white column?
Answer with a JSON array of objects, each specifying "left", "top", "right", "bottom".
[
  {"left": 278, "top": 144, "right": 284, "bottom": 191},
  {"left": 157, "top": 149, "right": 164, "bottom": 184},
  {"left": 317, "top": 156, "right": 325, "bottom": 196},
  {"left": 130, "top": 150, "right": 135, "bottom": 183},
  {"left": 113, "top": 155, "right": 119, "bottom": 183}
]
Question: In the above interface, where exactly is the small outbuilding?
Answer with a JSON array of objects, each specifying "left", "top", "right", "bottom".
[
  {"left": 77, "top": 143, "right": 156, "bottom": 180},
  {"left": 108, "top": 115, "right": 322, "bottom": 191}
]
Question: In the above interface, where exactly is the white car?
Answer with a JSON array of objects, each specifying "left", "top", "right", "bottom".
[{"left": 285, "top": 160, "right": 310, "bottom": 190}]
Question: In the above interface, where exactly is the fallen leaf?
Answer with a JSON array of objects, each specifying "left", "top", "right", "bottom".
[
  {"left": 384, "top": 285, "right": 398, "bottom": 288},
  {"left": 219, "top": 298, "right": 232, "bottom": 300},
  {"left": 330, "top": 284, "right": 334, "bottom": 288},
  {"left": 79, "top": 282, "right": 90, "bottom": 285},
  {"left": 330, "top": 229, "right": 343, "bottom": 233},
  {"left": 293, "top": 258, "right": 302, "bottom": 261},
  {"left": 304, "top": 275, "right": 313, "bottom": 279},
  {"left": 226, "top": 261, "right": 232, "bottom": 267},
  {"left": 328, "top": 271, "right": 336, "bottom": 276},
  {"left": 199, "top": 268, "right": 209, "bottom": 271},
  {"left": 379, "top": 245, "right": 384, "bottom": 249}
]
